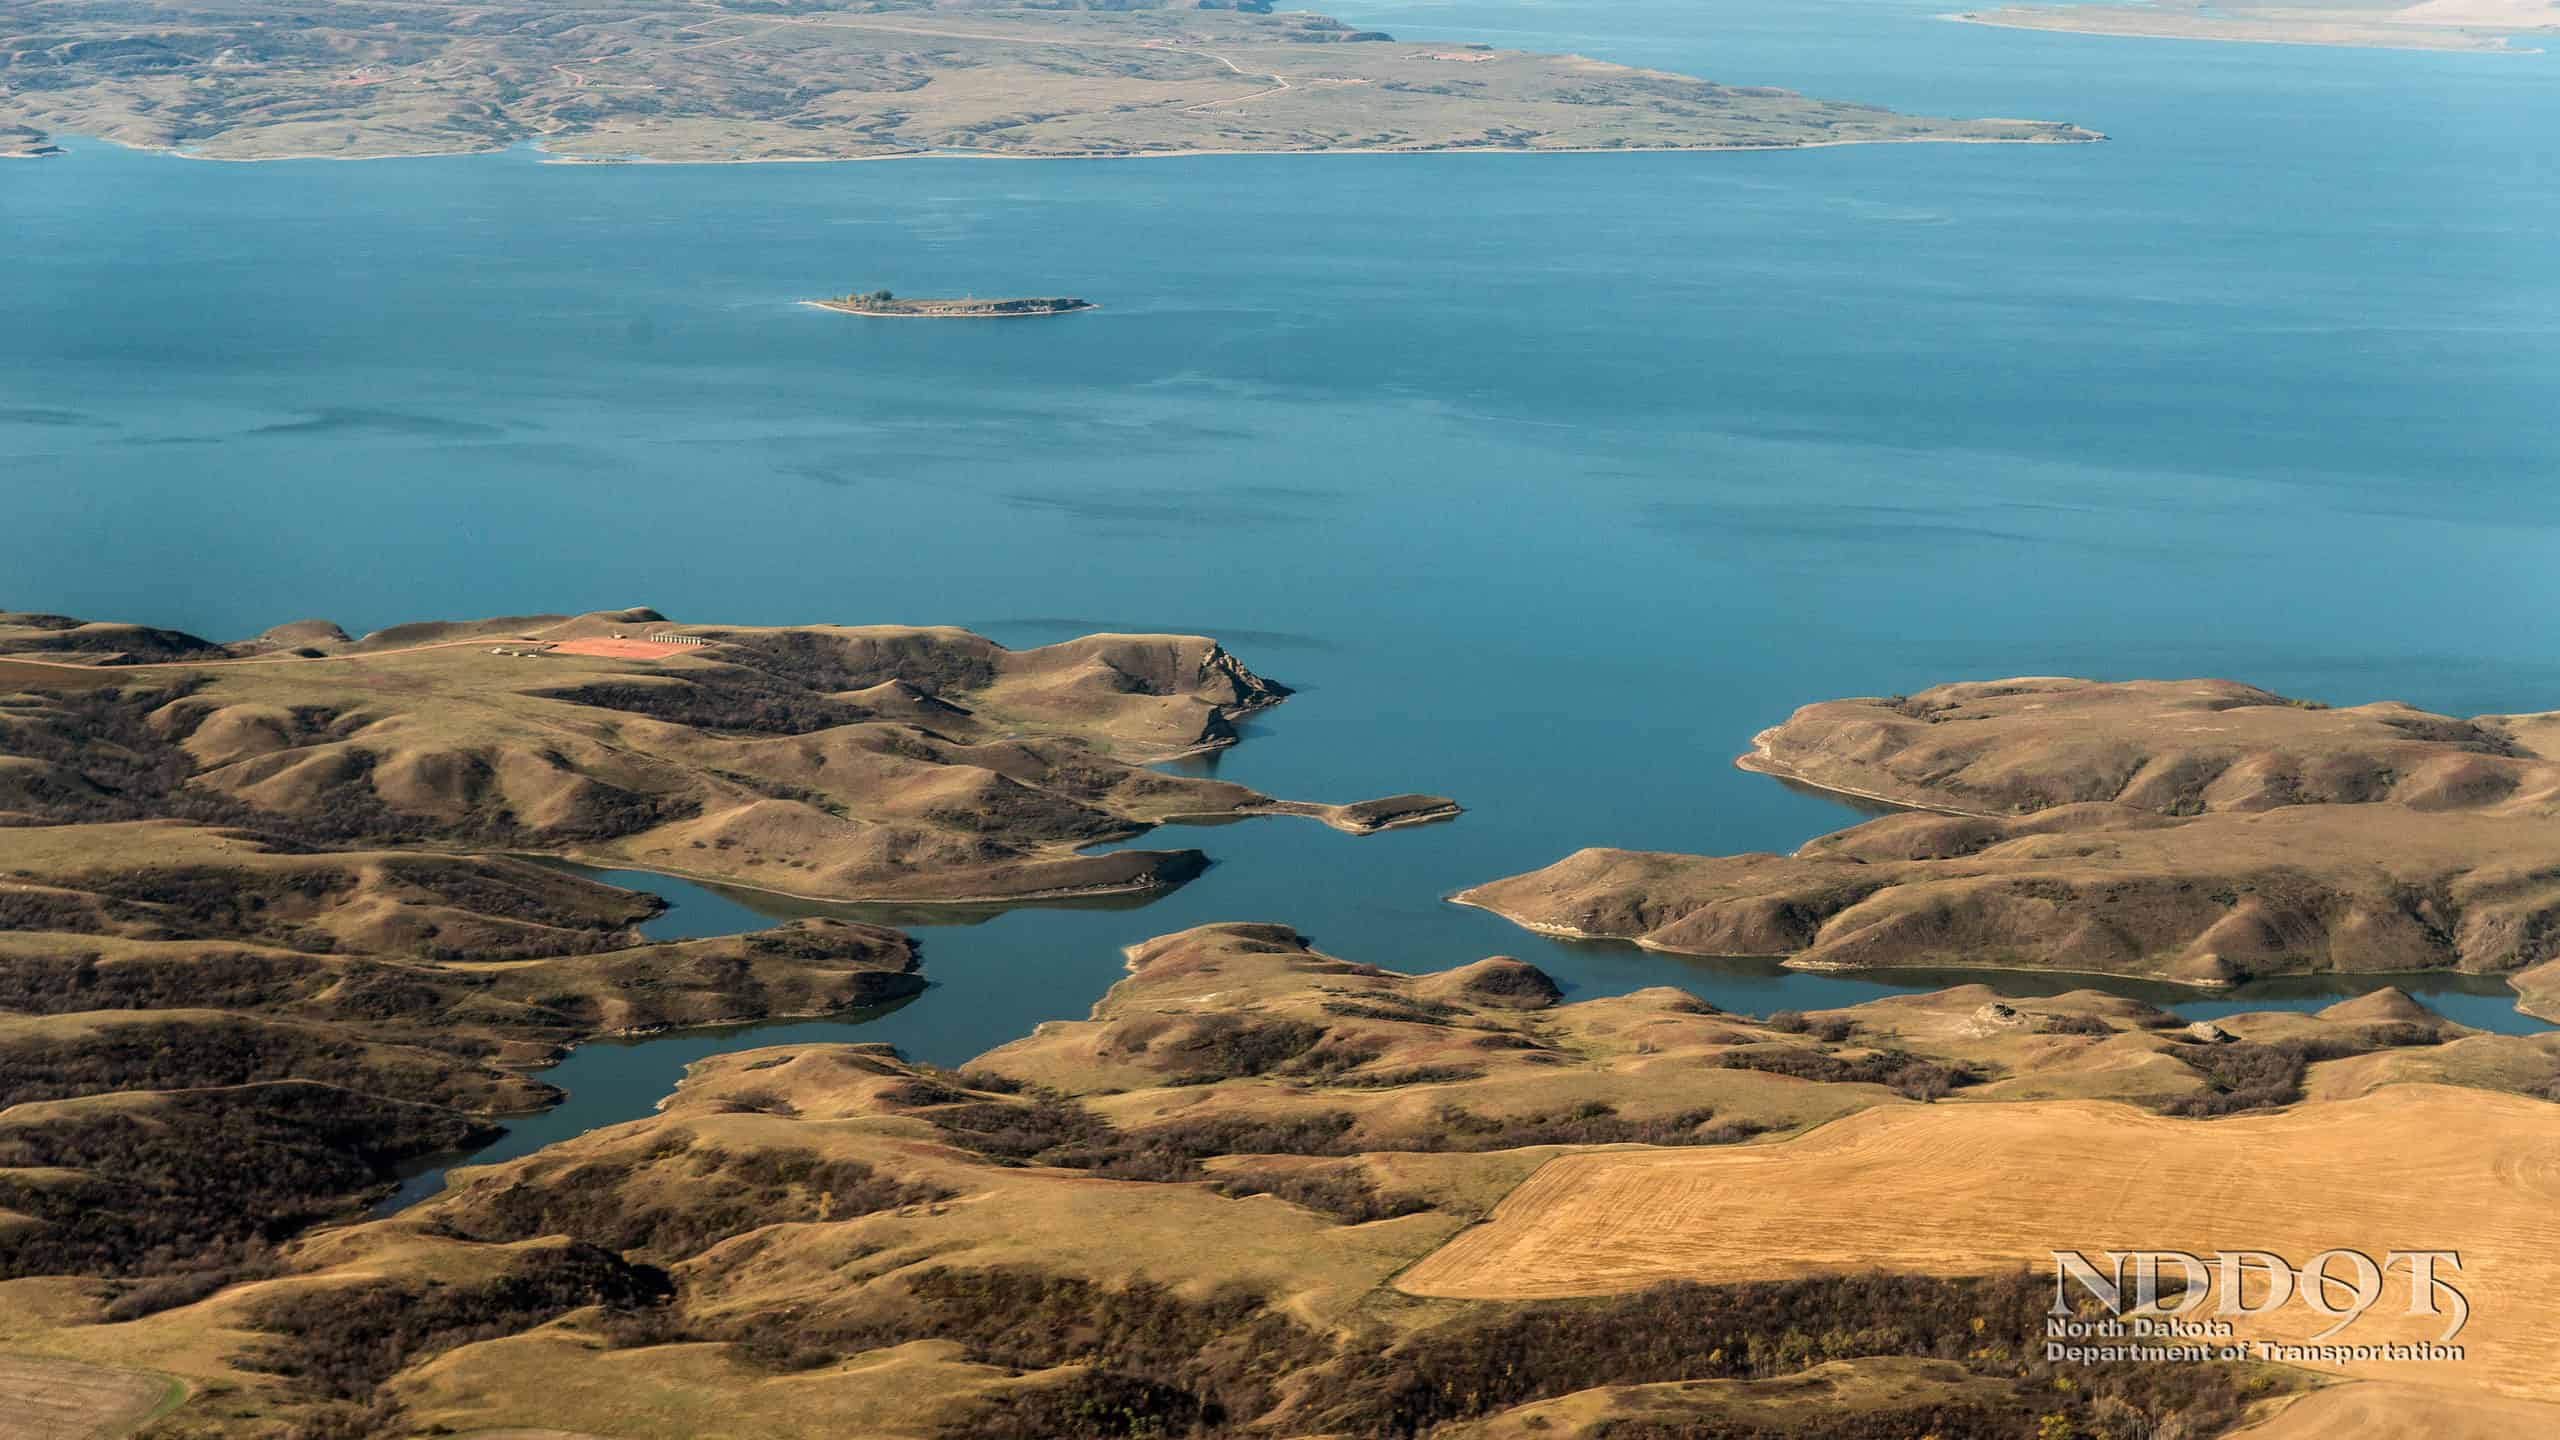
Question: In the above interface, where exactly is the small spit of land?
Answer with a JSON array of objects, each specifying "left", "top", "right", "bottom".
[
  {"left": 1460, "top": 677, "right": 2560, "bottom": 1014},
  {"left": 0, "top": 0, "right": 2100, "bottom": 163},
  {"left": 0, "top": 123, "right": 60, "bottom": 158},
  {"left": 804, "top": 292, "right": 1095, "bottom": 319},
  {"left": 1953, "top": 0, "right": 2556, "bottom": 52}
]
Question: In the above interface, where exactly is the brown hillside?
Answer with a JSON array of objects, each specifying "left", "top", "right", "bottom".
[
  {"left": 18, "top": 922, "right": 2438, "bottom": 1439},
  {"left": 1396, "top": 1086, "right": 2560, "bottom": 1399},
  {"left": 1462, "top": 677, "right": 2560, "bottom": 1002},
  {"left": 1, "top": 610, "right": 1443, "bottom": 903},
  {"left": 1741, "top": 677, "right": 2560, "bottom": 817}
]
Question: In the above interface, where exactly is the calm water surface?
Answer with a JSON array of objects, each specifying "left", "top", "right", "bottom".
[{"left": 5, "top": 0, "right": 2555, "bottom": 1201}]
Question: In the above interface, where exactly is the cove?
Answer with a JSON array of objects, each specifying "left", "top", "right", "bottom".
[{"left": 376, "top": 821, "right": 2553, "bottom": 1212}]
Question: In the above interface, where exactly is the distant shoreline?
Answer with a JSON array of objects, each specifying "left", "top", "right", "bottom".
[
  {"left": 1942, "top": 8, "right": 2534, "bottom": 53},
  {"left": 545, "top": 129, "right": 2104, "bottom": 165},
  {"left": 26, "top": 126, "right": 2104, "bottom": 167}
]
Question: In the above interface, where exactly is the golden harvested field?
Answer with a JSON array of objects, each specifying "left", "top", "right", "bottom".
[
  {"left": 1398, "top": 1085, "right": 2560, "bottom": 1398},
  {"left": 2231, "top": 1381, "right": 2560, "bottom": 1437},
  {"left": 0, "top": 1354, "right": 174, "bottom": 1440}
]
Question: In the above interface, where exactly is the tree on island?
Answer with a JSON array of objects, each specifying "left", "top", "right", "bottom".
[{"left": 867, "top": 288, "right": 893, "bottom": 303}]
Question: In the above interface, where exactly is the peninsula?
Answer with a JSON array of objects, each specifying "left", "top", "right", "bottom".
[
  {"left": 1458, "top": 677, "right": 2560, "bottom": 1012},
  {"left": 805, "top": 291, "right": 1096, "bottom": 319},
  {"left": 0, "top": 607, "right": 1453, "bottom": 902},
  {"left": 0, "top": 123, "right": 59, "bottom": 158},
  {"left": 1952, "top": 0, "right": 2554, "bottom": 52},
  {"left": 0, "top": 0, "right": 2101, "bottom": 163}
]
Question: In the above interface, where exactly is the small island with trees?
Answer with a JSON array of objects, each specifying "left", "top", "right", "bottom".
[{"left": 803, "top": 288, "right": 1096, "bottom": 319}]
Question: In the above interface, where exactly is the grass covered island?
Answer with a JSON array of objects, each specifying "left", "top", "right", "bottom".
[{"left": 805, "top": 290, "right": 1096, "bottom": 319}]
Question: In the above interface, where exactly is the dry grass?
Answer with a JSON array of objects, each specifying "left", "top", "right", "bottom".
[
  {"left": 2232, "top": 1381, "right": 2560, "bottom": 1437},
  {"left": 0, "top": 663, "right": 121, "bottom": 695},
  {"left": 1435, "top": 1357, "right": 2022, "bottom": 1439},
  {"left": 396, "top": 1334, "right": 1020, "bottom": 1440},
  {"left": 1460, "top": 804, "right": 2560, "bottom": 988},
  {"left": 0, "top": 0, "right": 2098, "bottom": 163},
  {"left": 0, "top": 1353, "right": 176, "bottom": 1440},
  {"left": 2, "top": 613, "right": 1409, "bottom": 903},
  {"left": 1398, "top": 1085, "right": 2560, "bottom": 1398},
  {"left": 1744, "top": 677, "right": 2560, "bottom": 819},
  {"left": 1449, "top": 677, "right": 2558, "bottom": 989}
]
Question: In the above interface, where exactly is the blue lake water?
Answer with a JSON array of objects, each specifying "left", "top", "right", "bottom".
[{"left": 8, "top": 0, "right": 2557, "bottom": 1198}]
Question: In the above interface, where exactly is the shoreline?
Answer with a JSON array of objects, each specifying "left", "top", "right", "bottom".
[
  {"left": 1731, "top": 732, "right": 2006, "bottom": 822},
  {"left": 37, "top": 126, "right": 2105, "bottom": 168},
  {"left": 1942, "top": 9, "right": 2537, "bottom": 53},
  {"left": 1446, "top": 890, "right": 2556, "bottom": 1010},
  {"left": 544, "top": 129, "right": 2105, "bottom": 165},
  {"left": 553, "top": 846, "right": 1202, "bottom": 908},
  {"left": 1165, "top": 797, "right": 1466, "bottom": 835},
  {"left": 380, "top": 990, "right": 922, "bottom": 1212}
]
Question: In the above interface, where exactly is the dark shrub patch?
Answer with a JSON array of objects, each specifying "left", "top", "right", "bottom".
[
  {"left": 1719, "top": 1046, "right": 1981, "bottom": 1102},
  {"left": 0, "top": 888, "right": 108, "bottom": 933},
  {"left": 715, "top": 1266, "right": 1326, "bottom": 1425},
  {"left": 85, "top": 864, "right": 356, "bottom": 945},
  {"left": 1296, "top": 1270, "right": 2280, "bottom": 1440},
  {"left": 0, "top": 950, "right": 322, "bottom": 1014},
  {"left": 0, "top": 685, "right": 249, "bottom": 828},
  {"left": 437, "top": 1144, "right": 950, "bottom": 1260},
  {"left": 1277, "top": 1039, "right": 1387, "bottom": 1082},
  {"left": 915, "top": 1095, "right": 1124, "bottom": 1164},
  {"left": 1416, "top": 1102, "right": 1761, "bottom": 1150},
  {"left": 1151, "top": 1015, "right": 1325, "bottom": 1085},
  {"left": 0, "top": 683, "right": 689, "bottom": 847},
  {"left": 711, "top": 633, "right": 996, "bottom": 697},
  {"left": 1327, "top": 1064, "right": 1484, "bottom": 1089},
  {"left": 0, "top": 1015, "right": 486, "bottom": 1108},
  {"left": 241, "top": 1244, "right": 674, "bottom": 1402},
  {"left": 540, "top": 678, "right": 877, "bottom": 736},
  {"left": 2159, "top": 1036, "right": 2381, "bottom": 1117},
  {"left": 944, "top": 1371, "right": 1210, "bottom": 1440},
  {"left": 1320, "top": 995, "right": 1463, "bottom": 1027},
  {"left": 0, "top": 1083, "right": 493, "bottom": 1282},
  {"left": 1211, "top": 1165, "right": 1432, "bottom": 1224}
]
